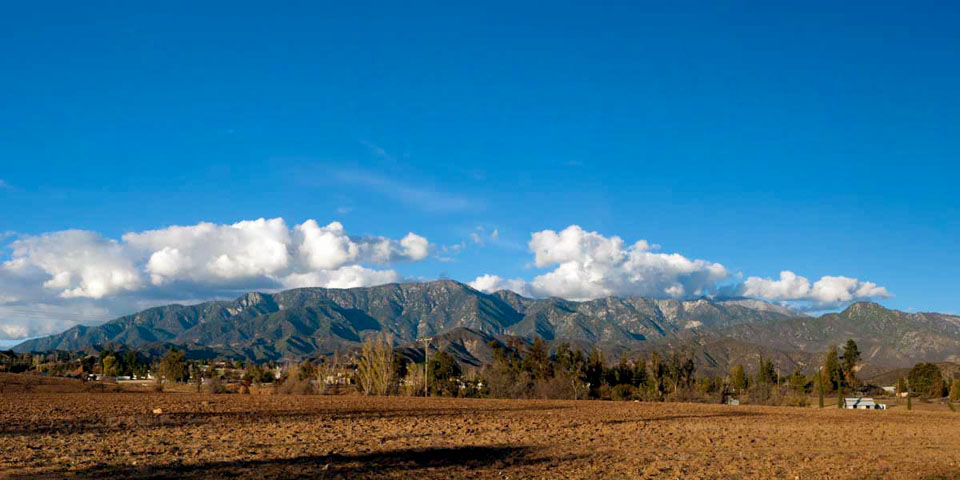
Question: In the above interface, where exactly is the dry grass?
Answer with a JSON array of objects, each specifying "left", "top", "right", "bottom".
[{"left": 0, "top": 392, "right": 958, "bottom": 479}]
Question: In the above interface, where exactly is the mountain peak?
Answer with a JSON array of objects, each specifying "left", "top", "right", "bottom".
[
  {"left": 841, "top": 301, "right": 889, "bottom": 316},
  {"left": 14, "top": 281, "right": 909, "bottom": 364}
]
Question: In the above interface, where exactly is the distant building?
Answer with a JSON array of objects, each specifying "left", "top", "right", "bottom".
[{"left": 844, "top": 397, "right": 886, "bottom": 410}]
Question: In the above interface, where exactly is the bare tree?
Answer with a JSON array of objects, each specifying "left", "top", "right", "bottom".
[
  {"left": 356, "top": 334, "right": 396, "bottom": 396},
  {"left": 402, "top": 362, "right": 426, "bottom": 396},
  {"left": 317, "top": 351, "right": 342, "bottom": 394}
]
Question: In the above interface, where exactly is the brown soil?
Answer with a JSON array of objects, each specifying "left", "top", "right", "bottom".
[{"left": 1, "top": 393, "right": 958, "bottom": 479}]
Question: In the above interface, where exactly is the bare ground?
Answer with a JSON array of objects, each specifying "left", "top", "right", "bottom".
[{"left": 1, "top": 393, "right": 958, "bottom": 479}]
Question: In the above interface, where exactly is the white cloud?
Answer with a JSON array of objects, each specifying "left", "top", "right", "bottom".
[
  {"left": 469, "top": 274, "right": 532, "bottom": 296},
  {"left": 741, "top": 271, "right": 890, "bottom": 306},
  {"left": 293, "top": 220, "right": 359, "bottom": 270},
  {"left": 4, "top": 230, "right": 143, "bottom": 299},
  {"left": 125, "top": 218, "right": 292, "bottom": 285},
  {"left": 280, "top": 265, "right": 400, "bottom": 290},
  {"left": 471, "top": 225, "right": 889, "bottom": 308},
  {"left": 400, "top": 233, "right": 430, "bottom": 261},
  {"left": 525, "top": 225, "right": 728, "bottom": 300},
  {"left": 0, "top": 218, "right": 431, "bottom": 339}
]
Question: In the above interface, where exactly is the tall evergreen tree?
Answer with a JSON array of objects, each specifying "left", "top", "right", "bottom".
[
  {"left": 842, "top": 339, "right": 861, "bottom": 387},
  {"left": 823, "top": 346, "right": 841, "bottom": 392},
  {"left": 730, "top": 364, "right": 747, "bottom": 395}
]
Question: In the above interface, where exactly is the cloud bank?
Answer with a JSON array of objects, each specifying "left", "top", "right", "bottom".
[
  {"left": 469, "top": 225, "right": 728, "bottom": 300},
  {"left": 1, "top": 221, "right": 892, "bottom": 341},
  {"left": 470, "top": 225, "right": 889, "bottom": 309},
  {"left": 739, "top": 271, "right": 889, "bottom": 306},
  {"left": 0, "top": 218, "right": 430, "bottom": 339}
]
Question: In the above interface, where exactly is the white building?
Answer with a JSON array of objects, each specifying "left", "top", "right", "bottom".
[{"left": 844, "top": 397, "right": 886, "bottom": 410}]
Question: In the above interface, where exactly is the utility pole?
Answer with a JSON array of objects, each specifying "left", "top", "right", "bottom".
[{"left": 420, "top": 337, "right": 432, "bottom": 397}]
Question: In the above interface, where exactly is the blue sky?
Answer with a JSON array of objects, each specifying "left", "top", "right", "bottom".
[{"left": 1, "top": 1, "right": 959, "bottom": 344}]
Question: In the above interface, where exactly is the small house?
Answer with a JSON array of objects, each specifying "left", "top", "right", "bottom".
[{"left": 844, "top": 397, "right": 886, "bottom": 410}]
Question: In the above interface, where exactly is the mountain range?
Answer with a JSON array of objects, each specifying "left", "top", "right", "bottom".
[{"left": 12, "top": 280, "right": 960, "bottom": 375}]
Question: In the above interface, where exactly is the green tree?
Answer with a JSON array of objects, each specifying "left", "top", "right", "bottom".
[
  {"left": 585, "top": 349, "right": 605, "bottom": 398},
  {"left": 158, "top": 348, "right": 189, "bottom": 384},
  {"left": 101, "top": 355, "right": 120, "bottom": 377},
  {"left": 632, "top": 359, "right": 649, "bottom": 389},
  {"left": 908, "top": 363, "right": 946, "bottom": 398},
  {"left": 950, "top": 379, "right": 960, "bottom": 402},
  {"left": 649, "top": 353, "right": 667, "bottom": 400},
  {"left": 787, "top": 369, "right": 807, "bottom": 395},
  {"left": 429, "top": 351, "right": 462, "bottom": 396},
  {"left": 823, "top": 346, "right": 841, "bottom": 392},
  {"left": 297, "top": 360, "right": 317, "bottom": 381},
  {"left": 842, "top": 339, "right": 861, "bottom": 387},
  {"left": 755, "top": 356, "right": 776, "bottom": 385},
  {"left": 553, "top": 343, "right": 588, "bottom": 399},
  {"left": 730, "top": 364, "right": 747, "bottom": 395},
  {"left": 610, "top": 355, "right": 634, "bottom": 387},
  {"left": 522, "top": 337, "right": 551, "bottom": 380}
]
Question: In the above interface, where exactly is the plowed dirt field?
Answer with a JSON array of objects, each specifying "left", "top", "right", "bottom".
[{"left": 1, "top": 393, "right": 958, "bottom": 479}]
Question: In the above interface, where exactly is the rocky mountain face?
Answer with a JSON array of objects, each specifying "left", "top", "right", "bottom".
[
  {"left": 14, "top": 280, "right": 795, "bottom": 360},
  {"left": 12, "top": 281, "right": 960, "bottom": 373},
  {"left": 715, "top": 302, "right": 960, "bottom": 368}
]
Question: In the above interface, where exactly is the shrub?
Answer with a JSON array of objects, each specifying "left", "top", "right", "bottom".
[
  {"left": 611, "top": 384, "right": 638, "bottom": 401},
  {"left": 784, "top": 395, "right": 810, "bottom": 408},
  {"left": 595, "top": 384, "right": 614, "bottom": 401},
  {"left": 533, "top": 375, "right": 579, "bottom": 400},
  {"left": 204, "top": 376, "right": 229, "bottom": 394},
  {"left": 277, "top": 378, "right": 316, "bottom": 395},
  {"left": 908, "top": 363, "right": 946, "bottom": 398}
]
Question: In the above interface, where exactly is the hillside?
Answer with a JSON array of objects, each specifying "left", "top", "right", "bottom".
[
  {"left": 13, "top": 280, "right": 797, "bottom": 361},
  {"left": 12, "top": 282, "right": 960, "bottom": 373},
  {"left": 716, "top": 302, "right": 960, "bottom": 367}
]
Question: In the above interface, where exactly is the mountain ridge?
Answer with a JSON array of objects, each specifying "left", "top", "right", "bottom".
[
  {"left": 12, "top": 281, "right": 960, "bottom": 373},
  {"left": 14, "top": 280, "right": 797, "bottom": 357}
]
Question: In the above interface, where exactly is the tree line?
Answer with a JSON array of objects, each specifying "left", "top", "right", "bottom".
[{"left": 11, "top": 335, "right": 959, "bottom": 405}]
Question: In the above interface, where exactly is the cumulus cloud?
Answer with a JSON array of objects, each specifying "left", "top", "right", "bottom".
[
  {"left": 471, "top": 225, "right": 728, "bottom": 300},
  {"left": 741, "top": 271, "right": 890, "bottom": 307},
  {"left": 0, "top": 218, "right": 432, "bottom": 339},
  {"left": 470, "top": 225, "right": 890, "bottom": 309},
  {"left": 4, "top": 231, "right": 143, "bottom": 299},
  {"left": 292, "top": 220, "right": 428, "bottom": 271},
  {"left": 528, "top": 226, "right": 728, "bottom": 300},
  {"left": 280, "top": 265, "right": 400, "bottom": 290},
  {"left": 468, "top": 274, "right": 532, "bottom": 296},
  {"left": 125, "top": 218, "right": 292, "bottom": 286}
]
